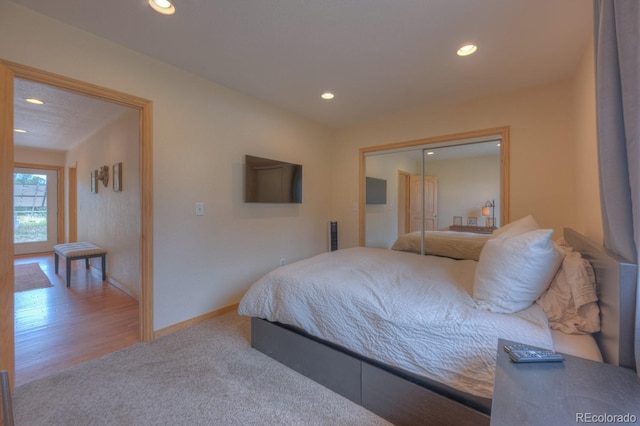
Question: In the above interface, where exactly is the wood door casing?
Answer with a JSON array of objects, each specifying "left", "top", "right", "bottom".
[
  {"left": 397, "top": 171, "right": 410, "bottom": 235},
  {"left": 68, "top": 165, "right": 77, "bottom": 243},
  {"left": 409, "top": 175, "right": 438, "bottom": 232},
  {"left": 1, "top": 60, "right": 155, "bottom": 388}
]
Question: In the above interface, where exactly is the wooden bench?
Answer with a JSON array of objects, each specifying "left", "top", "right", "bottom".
[{"left": 54, "top": 242, "right": 107, "bottom": 288}]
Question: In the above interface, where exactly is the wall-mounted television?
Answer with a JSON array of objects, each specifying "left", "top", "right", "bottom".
[
  {"left": 366, "top": 177, "right": 387, "bottom": 204},
  {"left": 245, "top": 155, "right": 302, "bottom": 203}
]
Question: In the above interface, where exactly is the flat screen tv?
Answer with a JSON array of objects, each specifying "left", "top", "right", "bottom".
[
  {"left": 366, "top": 177, "right": 387, "bottom": 204},
  {"left": 245, "top": 155, "right": 302, "bottom": 203}
]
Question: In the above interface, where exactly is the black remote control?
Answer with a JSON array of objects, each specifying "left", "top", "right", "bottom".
[{"left": 503, "top": 343, "right": 564, "bottom": 363}]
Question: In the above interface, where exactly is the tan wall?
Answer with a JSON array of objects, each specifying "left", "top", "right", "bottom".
[
  {"left": 1, "top": 1, "right": 333, "bottom": 330},
  {"left": 427, "top": 155, "right": 501, "bottom": 229},
  {"left": 14, "top": 146, "right": 65, "bottom": 165},
  {"left": 571, "top": 35, "right": 602, "bottom": 243},
  {"left": 331, "top": 79, "right": 577, "bottom": 248},
  {"left": 66, "top": 109, "right": 141, "bottom": 299}
]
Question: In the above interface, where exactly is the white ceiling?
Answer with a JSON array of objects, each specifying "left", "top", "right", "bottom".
[
  {"left": 9, "top": 0, "right": 592, "bottom": 150},
  {"left": 13, "top": 78, "right": 134, "bottom": 151}
]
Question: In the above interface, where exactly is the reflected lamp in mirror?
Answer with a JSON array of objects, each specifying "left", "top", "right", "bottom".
[{"left": 482, "top": 200, "right": 496, "bottom": 229}]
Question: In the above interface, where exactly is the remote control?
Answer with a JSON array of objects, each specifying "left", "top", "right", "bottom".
[
  {"left": 508, "top": 349, "right": 565, "bottom": 363},
  {"left": 503, "top": 343, "right": 539, "bottom": 353}
]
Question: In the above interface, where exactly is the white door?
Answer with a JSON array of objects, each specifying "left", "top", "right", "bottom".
[
  {"left": 409, "top": 175, "right": 438, "bottom": 232},
  {"left": 14, "top": 167, "right": 58, "bottom": 255}
]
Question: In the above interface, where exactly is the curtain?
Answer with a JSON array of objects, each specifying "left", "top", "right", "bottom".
[{"left": 593, "top": 0, "right": 640, "bottom": 374}]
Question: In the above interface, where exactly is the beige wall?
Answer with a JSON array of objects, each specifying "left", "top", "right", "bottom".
[
  {"left": 14, "top": 146, "right": 65, "bottom": 166},
  {"left": 364, "top": 152, "right": 418, "bottom": 248},
  {"left": 571, "top": 35, "right": 602, "bottom": 243},
  {"left": 1, "top": 1, "right": 333, "bottom": 330},
  {"left": 66, "top": 109, "right": 141, "bottom": 299},
  {"left": 427, "top": 155, "right": 501, "bottom": 229},
  {"left": 331, "top": 79, "right": 578, "bottom": 248}
]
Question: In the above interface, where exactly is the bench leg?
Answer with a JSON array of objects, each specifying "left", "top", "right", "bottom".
[
  {"left": 101, "top": 254, "right": 106, "bottom": 281},
  {"left": 85, "top": 258, "right": 90, "bottom": 270},
  {"left": 54, "top": 253, "right": 59, "bottom": 274},
  {"left": 66, "top": 258, "right": 71, "bottom": 288}
]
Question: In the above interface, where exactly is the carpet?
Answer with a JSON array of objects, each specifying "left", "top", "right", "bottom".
[
  {"left": 14, "top": 263, "right": 54, "bottom": 292},
  {"left": 13, "top": 312, "right": 391, "bottom": 426}
]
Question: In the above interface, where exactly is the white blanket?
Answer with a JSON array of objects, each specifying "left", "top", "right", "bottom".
[
  {"left": 391, "top": 230, "right": 490, "bottom": 260},
  {"left": 238, "top": 247, "right": 553, "bottom": 398}
]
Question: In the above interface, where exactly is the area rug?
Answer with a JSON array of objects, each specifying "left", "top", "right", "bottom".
[{"left": 14, "top": 263, "right": 54, "bottom": 292}]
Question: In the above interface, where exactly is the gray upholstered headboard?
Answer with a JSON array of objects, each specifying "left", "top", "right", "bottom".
[{"left": 564, "top": 228, "right": 637, "bottom": 371}]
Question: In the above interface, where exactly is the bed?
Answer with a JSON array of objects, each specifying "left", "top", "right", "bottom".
[
  {"left": 238, "top": 224, "right": 637, "bottom": 425},
  {"left": 390, "top": 230, "right": 490, "bottom": 260}
]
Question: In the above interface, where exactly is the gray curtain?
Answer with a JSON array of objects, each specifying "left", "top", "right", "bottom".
[{"left": 593, "top": 0, "right": 640, "bottom": 374}]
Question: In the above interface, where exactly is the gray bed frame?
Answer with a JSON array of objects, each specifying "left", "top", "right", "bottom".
[{"left": 249, "top": 228, "right": 637, "bottom": 425}]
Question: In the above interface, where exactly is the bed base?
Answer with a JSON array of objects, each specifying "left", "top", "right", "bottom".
[{"left": 251, "top": 317, "right": 490, "bottom": 426}]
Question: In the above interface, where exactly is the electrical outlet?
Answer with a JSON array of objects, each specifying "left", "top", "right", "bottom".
[
  {"left": 195, "top": 202, "right": 204, "bottom": 216},
  {"left": 280, "top": 258, "right": 286, "bottom": 266}
]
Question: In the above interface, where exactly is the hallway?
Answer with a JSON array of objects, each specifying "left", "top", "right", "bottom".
[{"left": 14, "top": 253, "right": 139, "bottom": 386}]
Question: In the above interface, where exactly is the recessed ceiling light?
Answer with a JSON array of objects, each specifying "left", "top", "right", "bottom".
[
  {"left": 497, "top": 143, "right": 501, "bottom": 147},
  {"left": 457, "top": 44, "right": 478, "bottom": 57},
  {"left": 426, "top": 151, "right": 435, "bottom": 156},
  {"left": 14, "top": 129, "right": 27, "bottom": 133},
  {"left": 148, "top": 0, "right": 176, "bottom": 15},
  {"left": 321, "top": 92, "right": 335, "bottom": 100},
  {"left": 25, "top": 98, "right": 44, "bottom": 105}
]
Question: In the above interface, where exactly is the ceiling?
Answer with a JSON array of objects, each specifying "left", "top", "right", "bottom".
[
  {"left": 13, "top": 78, "right": 134, "bottom": 151},
  {"left": 9, "top": 0, "right": 592, "bottom": 151}
]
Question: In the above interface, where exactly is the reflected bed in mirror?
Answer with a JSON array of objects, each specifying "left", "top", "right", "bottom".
[
  {"left": 360, "top": 127, "right": 509, "bottom": 251},
  {"left": 391, "top": 230, "right": 490, "bottom": 261}
]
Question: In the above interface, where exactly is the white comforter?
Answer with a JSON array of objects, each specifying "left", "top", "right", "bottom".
[{"left": 238, "top": 247, "right": 553, "bottom": 399}]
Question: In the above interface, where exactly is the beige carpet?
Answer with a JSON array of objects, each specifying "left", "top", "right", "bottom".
[
  {"left": 13, "top": 312, "right": 391, "bottom": 426},
  {"left": 14, "top": 263, "right": 54, "bottom": 292}
]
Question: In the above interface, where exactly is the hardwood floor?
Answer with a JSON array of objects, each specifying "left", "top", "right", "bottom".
[{"left": 14, "top": 253, "right": 139, "bottom": 387}]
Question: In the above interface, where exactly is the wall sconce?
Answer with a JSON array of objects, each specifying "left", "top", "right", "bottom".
[
  {"left": 482, "top": 200, "right": 496, "bottom": 229},
  {"left": 96, "top": 165, "right": 109, "bottom": 187}
]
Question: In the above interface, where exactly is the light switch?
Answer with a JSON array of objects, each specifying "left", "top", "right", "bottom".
[{"left": 195, "top": 202, "right": 204, "bottom": 216}]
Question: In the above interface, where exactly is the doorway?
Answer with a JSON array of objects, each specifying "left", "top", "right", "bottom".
[
  {"left": 409, "top": 175, "right": 438, "bottom": 233},
  {"left": 13, "top": 166, "right": 62, "bottom": 255},
  {"left": 0, "top": 60, "right": 154, "bottom": 386}
]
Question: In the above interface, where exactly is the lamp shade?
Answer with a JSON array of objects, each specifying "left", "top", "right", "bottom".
[{"left": 482, "top": 206, "right": 491, "bottom": 216}]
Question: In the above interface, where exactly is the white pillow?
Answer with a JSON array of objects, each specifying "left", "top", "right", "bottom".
[
  {"left": 536, "top": 242, "right": 600, "bottom": 334},
  {"left": 491, "top": 214, "right": 540, "bottom": 239},
  {"left": 474, "top": 228, "right": 564, "bottom": 313}
]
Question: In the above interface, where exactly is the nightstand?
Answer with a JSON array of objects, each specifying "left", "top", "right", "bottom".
[{"left": 491, "top": 339, "right": 640, "bottom": 425}]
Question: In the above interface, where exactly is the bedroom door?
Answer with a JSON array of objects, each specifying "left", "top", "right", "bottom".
[{"left": 409, "top": 175, "right": 438, "bottom": 232}]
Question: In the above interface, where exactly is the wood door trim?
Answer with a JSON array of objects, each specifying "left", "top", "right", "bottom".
[
  {"left": 398, "top": 171, "right": 410, "bottom": 234},
  {"left": 0, "top": 62, "right": 15, "bottom": 387},
  {"left": 14, "top": 162, "right": 65, "bottom": 245},
  {"left": 68, "top": 165, "right": 77, "bottom": 243},
  {"left": 1, "top": 60, "right": 155, "bottom": 387}
]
